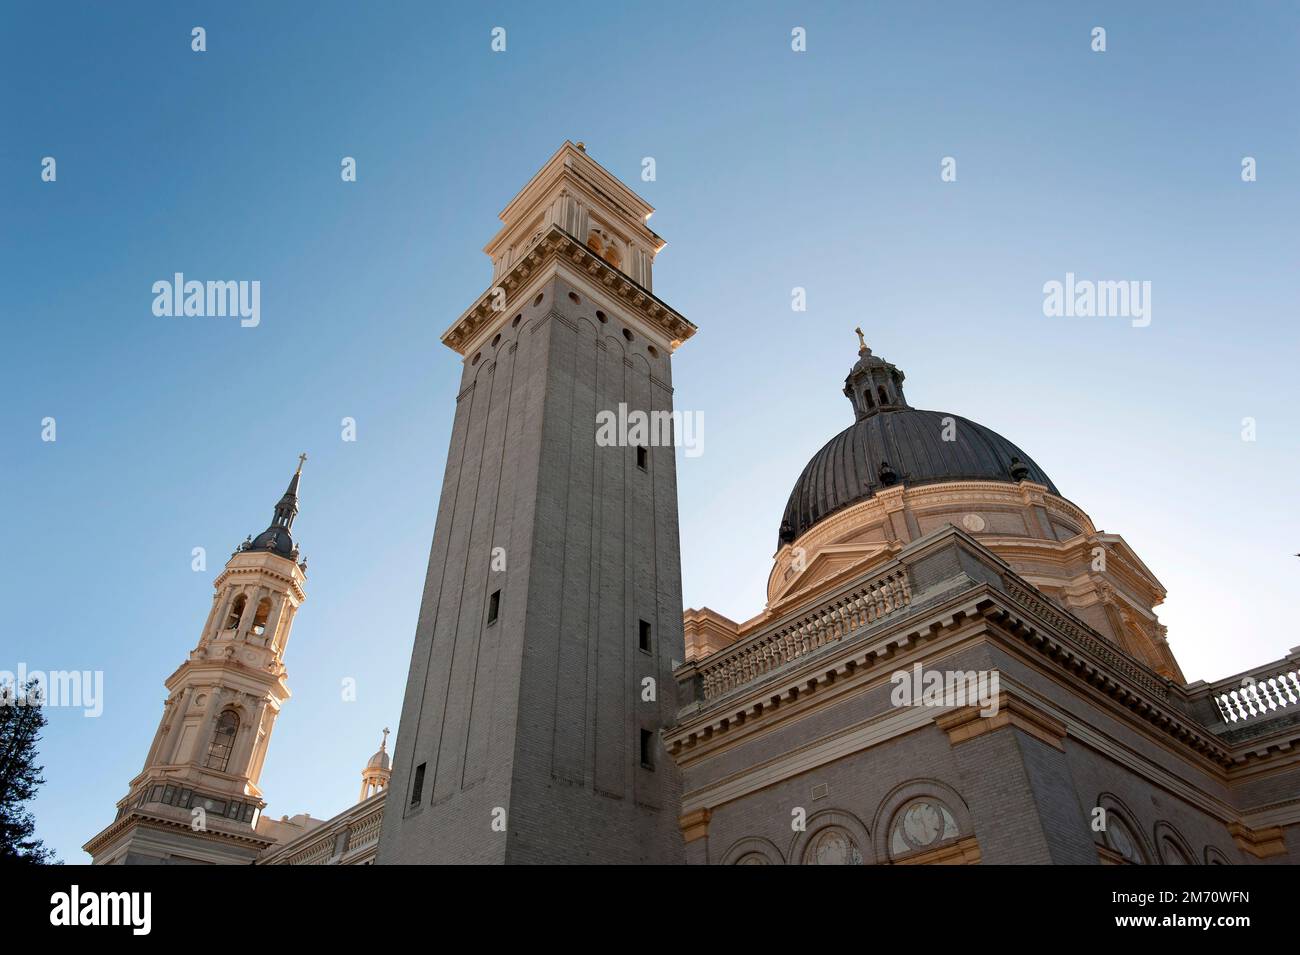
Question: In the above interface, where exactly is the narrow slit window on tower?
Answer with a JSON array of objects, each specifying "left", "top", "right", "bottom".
[
  {"left": 638, "top": 619, "right": 652, "bottom": 653},
  {"left": 410, "top": 762, "right": 426, "bottom": 806},
  {"left": 636, "top": 445, "right": 648, "bottom": 470},
  {"left": 639, "top": 729, "right": 655, "bottom": 770},
  {"left": 487, "top": 589, "right": 501, "bottom": 626}
]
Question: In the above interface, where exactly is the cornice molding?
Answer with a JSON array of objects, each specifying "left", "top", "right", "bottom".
[
  {"left": 935, "top": 691, "right": 1067, "bottom": 751},
  {"left": 83, "top": 808, "right": 275, "bottom": 858},
  {"left": 442, "top": 225, "right": 695, "bottom": 356}
]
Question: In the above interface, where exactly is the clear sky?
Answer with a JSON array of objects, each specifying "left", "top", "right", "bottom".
[{"left": 3, "top": 2, "right": 1297, "bottom": 863}]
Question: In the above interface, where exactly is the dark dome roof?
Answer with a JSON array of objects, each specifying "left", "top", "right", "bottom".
[
  {"left": 250, "top": 525, "right": 295, "bottom": 558},
  {"left": 779, "top": 409, "right": 1057, "bottom": 543},
  {"left": 779, "top": 337, "right": 1057, "bottom": 544}
]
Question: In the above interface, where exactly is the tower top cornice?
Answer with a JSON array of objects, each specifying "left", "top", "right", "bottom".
[
  {"left": 442, "top": 223, "right": 696, "bottom": 355},
  {"left": 444, "top": 142, "right": 695, "bottom": 357}
]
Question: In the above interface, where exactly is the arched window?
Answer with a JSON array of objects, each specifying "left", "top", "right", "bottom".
[
  {"left": 251, "top": 598, "right": 272, "bottom": 636},
  {"left": 1091, "top": 794, "right": 1155, "bottom": 864},
  {"left": 224, "top": 595, "right": 247, "bottom": 630},
  {"left": 803, "top": 826, "right": 864, "bottom": 865},
  {"left": 863, "top": 389, "right": 875, "bottom": 409},
  {"left": 877, "top": 385, "right": 889, "bottom": 406},
  {"left": 205, "top": 710, "right": 239, "bottom": 772},
  {"left": 1103, "top": 814, "right": 1147, "bottom": 864},
  {"left": 1154, "top": 822, "right": 1195, "bottom": 865}
]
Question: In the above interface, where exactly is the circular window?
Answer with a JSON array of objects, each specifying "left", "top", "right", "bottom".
[
  {"left": 470, "top": 353, "right": 480, "bottom": 366},
  {"left": 491, "top": 333, "right": 501, "bottom": 347},
  {"left": 622, "top": 328, "right": 633, "bottom": 342},
  {"left": 512, "top": 313, "right": 522, "bottom": 328},
  {"left": 568, "top": 291, "right": 581, "bottom": 304},
  {"left": 890, "top": 799, "right": 959, "bottom": 857},
  {"left": 532, "top": 293, "right": 543, "bottom": 307},
  {"left": 595, "top": 310, "right": 607, "bottom": 324}
]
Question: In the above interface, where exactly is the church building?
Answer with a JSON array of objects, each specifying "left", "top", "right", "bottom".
[{"left": 86, "top": 143, "right": 1300, "bottom": 865}]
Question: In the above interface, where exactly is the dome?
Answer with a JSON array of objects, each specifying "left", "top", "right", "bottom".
[
  {"left": 250, "top": 525, "right": 295, "bottom": 558},
  {"left": 365, "top": 728, "right": 391, "bottom": 772},
  {"left": 778, "top": 334, "right": 1057, "bottom": 545}
]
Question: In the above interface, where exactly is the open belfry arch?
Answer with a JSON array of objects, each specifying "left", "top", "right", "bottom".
[{"left": 376, "top": 142, "right": 697, "bottom": 863}]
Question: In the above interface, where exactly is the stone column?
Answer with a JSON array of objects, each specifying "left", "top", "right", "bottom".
[{"left": 158, "top": 687, "right": 194, "bottom": 765}]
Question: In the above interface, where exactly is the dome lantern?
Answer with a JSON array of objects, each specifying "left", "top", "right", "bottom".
[{"left": 843, "top": 328, "right": 910, "bottom": 421}]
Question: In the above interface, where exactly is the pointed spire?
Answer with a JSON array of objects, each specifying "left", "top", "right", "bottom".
[
  {"left": 245, "top": 456, "right": 306, "bottom": 559},
  {"left": 271, "top": 454, "right": 305, "bottom": 530}
]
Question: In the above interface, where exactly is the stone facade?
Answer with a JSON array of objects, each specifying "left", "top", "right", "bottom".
[{"left": 669, "top": 526, "right": 1300, "bottom": 865}]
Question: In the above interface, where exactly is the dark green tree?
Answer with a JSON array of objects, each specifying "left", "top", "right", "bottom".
[{"left": 0, "top": 680, "right": 58, "bottom": 864}]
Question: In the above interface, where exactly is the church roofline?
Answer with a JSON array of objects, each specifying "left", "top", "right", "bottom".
[{"left": 668, "top": 525, "right": 1278, "bottom": 775}]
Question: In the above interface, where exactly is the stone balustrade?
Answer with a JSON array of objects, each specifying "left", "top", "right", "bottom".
[
  {"left": 1213, "top": 667, "right": 1300, "bottom": 725},
  {"left": 695, "top": 567, "right": 912, "bottom": 703},
  {"left": 259, "top": 791, "right": 386, "bottom": 865}
]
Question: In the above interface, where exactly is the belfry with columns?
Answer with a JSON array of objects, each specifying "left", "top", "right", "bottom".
[{"left": 85, "top": 460, "right": 313, "bottom": 864}]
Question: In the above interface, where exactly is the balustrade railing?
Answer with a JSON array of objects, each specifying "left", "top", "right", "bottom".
[
  {"left": 697, "top": 568, "right": 912, "bottom": 702},
  {"left": 1214, "top": 669, "right": 1300, "bottom": 725}
]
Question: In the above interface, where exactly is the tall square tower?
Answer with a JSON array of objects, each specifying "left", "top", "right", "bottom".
[{"left": 377, "top": 143, "right": 696, "bottom": 863}]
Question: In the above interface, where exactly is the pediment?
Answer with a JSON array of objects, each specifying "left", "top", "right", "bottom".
[{"left": 770, "top": 542, "right": 893, "bottom": 609}]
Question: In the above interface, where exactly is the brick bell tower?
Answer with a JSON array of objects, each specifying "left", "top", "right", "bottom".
[
  {"left": 84, "top": 459, "right": 309, "bottom": 864},
  {"left": 377, "top": 143, "right": 697, "bottom": 863}
]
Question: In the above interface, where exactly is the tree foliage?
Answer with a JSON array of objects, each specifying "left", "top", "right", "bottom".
[{"left": 0, "top": 680, "right": 58, "bottom": 864}]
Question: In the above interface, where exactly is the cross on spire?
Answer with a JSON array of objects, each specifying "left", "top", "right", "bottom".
[{"left": 297, "top": 452, "right": 307, "bottom": 471}]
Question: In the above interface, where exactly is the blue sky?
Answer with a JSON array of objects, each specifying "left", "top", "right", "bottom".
[{"left": 3, "top": 2, "right": 1297, "bottom": 862}]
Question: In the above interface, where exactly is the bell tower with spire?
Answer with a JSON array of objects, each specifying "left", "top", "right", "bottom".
[
  {"left": 84, "top": 459, "right": 310, "bottom": 864},
  {"left": 378, "top": 143, "right": 697, "bottom": 864}
]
